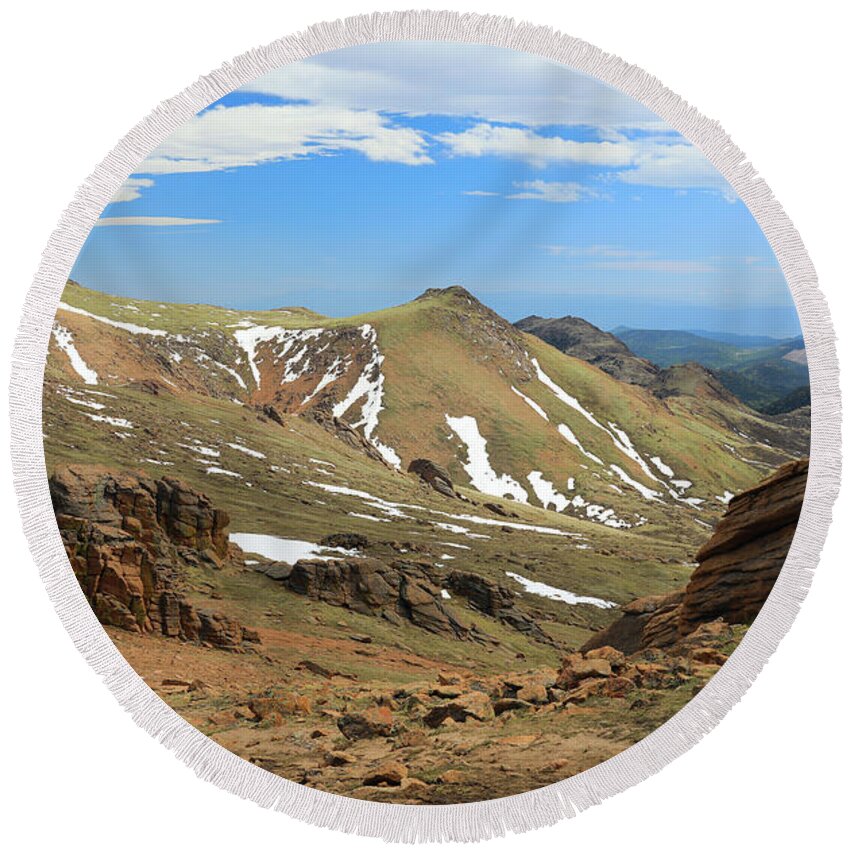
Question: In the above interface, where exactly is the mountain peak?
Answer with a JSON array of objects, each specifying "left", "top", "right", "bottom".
[
  {"left": 515, "top": 314, "right": 659, "bottom": 387},
  {"left": 414, "top": 285, "right": 479, "bottom": 304}
]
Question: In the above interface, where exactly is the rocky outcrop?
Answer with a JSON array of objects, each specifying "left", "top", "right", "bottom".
[
  {"left": 446, "top": 570, "right": 556, "bottom": 645},
  {"left": 254, "top": 557, "right": 469, "bottom": 639},
  {"left": 50, "top": 465, "right": 257, "bottom": 649},
  {"left": 408, "top": 459, "right": 455, "bottom": 497},
  {"left": 679, "top": 457, "right": 808, "bottom": 631},
  {"left": 581, "top": 458, "right": 807, "bottom": 653}
]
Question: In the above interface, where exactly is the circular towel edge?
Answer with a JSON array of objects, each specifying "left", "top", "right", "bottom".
[{"left": 8, "top": 9, "right": 842, "bottom": 843}]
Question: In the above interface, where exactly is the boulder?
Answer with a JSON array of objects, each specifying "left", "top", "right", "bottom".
[
  {"left": 321, "top": 532, "right": 369, "bottom": 550},
  {"left": 680, "top": 458, "right": 808, "bottom": 632},
  {"left": 422, "top": 691, "right": 495, "bottom": 728},
  {"left": 338, "top": 705, "right": 394, "bottom": 740},
  {"left": 408, "top": 459, "right": 455, "bottom": 498},
  {"left": 556, "top": 654, "right": 613, "bottom": 690},
  {"left": 362, "top": 761, "right": 408, "bottom": 787}
]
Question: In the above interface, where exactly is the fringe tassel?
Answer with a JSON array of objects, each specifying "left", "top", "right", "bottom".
[{"left": 8, "top": 10, "right": 841, "bottom": 843}]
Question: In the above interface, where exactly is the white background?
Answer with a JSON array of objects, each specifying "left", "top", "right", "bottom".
[{"left": 1, "top": 2, "right": 846, "bottom": 847}]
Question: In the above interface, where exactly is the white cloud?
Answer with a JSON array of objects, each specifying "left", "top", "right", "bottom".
[
  {"left": 95, "top": 217, "right": 221, "bottom": 227},
  {"left": 506, "top": 180, "right": 601, "bottom": 203},
  {"left": 134, "top": 103, "right": 431, "bottom": 174},
  {"left": 438, "top": 124, "right": 635, "bottom": 168},
  {"left": 463, "top": 190, "right": 500, "bottom": 197},
  {"left": 110, "top": 177, "right": 154, "bottom": 203},
  {"left": 242, "top": 42, "right": 667, "bottom": 130},
  {"left": 618, "top": 143, "right": 737, "bottom": 200}
]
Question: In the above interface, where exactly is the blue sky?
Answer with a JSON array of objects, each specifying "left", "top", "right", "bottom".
[{"left": 71, "top": 42, "right": 800, "bottom": 337}]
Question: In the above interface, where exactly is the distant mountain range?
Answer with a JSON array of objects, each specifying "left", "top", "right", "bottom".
[{"left": 518, "top": 318, "right": 808, "bottom": 414}]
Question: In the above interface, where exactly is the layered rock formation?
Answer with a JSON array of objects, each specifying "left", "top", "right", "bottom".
[
  {"left": 253, "top": 557, "right": 469, "bottom": 639},
  {"left": 50, "top": 465, "right": 258, "bottom": 649},
  {"left": 582, "top": 458, "right": 807, "bottom": 653}
]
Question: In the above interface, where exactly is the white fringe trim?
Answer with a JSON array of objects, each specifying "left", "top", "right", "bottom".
[{"left": 8, "top": 10, "right": 841, "bottom": 842}]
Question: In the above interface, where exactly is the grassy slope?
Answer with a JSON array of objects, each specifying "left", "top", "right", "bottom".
[{"left": 46, "top": 282, "right": 805, "bottom": 657}]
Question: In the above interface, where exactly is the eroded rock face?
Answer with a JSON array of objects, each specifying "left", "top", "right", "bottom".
[
  {"left": 256, "top": 557, "right": 469, "bottom": 639},
  {"left": 408, "top": 459, "right": 455, "bottom": 497},
  {"left": 680, "top": 458, "right": 808, "bottom": 631},
  {"left": 50, "top": 465, "right": 257, "bottom": 649},
  {"left": 581, "top": 458, "right": 808, "bottom": 653}
]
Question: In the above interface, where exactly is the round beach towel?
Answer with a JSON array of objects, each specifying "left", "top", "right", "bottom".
[{"left": 10, "top": 11, "right": 840, "bottom": 842}]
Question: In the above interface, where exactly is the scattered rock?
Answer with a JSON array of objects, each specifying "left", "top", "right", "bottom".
[
  {"left": 493, "top": 698, "right": 534, "bottom": 716},
  {"left": 324, "top": 750, "right": 357, "bottom": 767},
  {"left": 423, "top": 691, "right": 495, "bottom": 728},
  {"left": 321, "top": 532, "right": 368, "bottom": 550},
  {"left": 362, "top": 761, "right": 408, "bottom": 787},
  {"left": 338, "top": 705, "right": 394, "bottom": 740}
]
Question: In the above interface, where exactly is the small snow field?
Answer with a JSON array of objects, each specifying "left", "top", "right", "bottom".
[
  {"left": 445, "top": 414, "right": 528, "bottom": 503},
  {"left": 650, "top": 456, "right": 675, "bottom": 477},
  {"left": 83, "top": 413, "right": 134, "bottom": 429},
  {"left": 506, "top": 572, "right": 616, "bottom": 609},
  {"left": 511, "top": 386, "right": 549, "bottom": 420},
  {"left": 331, "top": 324, "right": 400, "bottom": 469},
  {"left": 230, "top": 533, "right": 359, "bottom": 564},
  {"left": 226, "top": 442, "right": 266, "bottom": 459},
  {"left": 58, "top": 302, "right": 167, "bottom": 336},
  {"left": 52, "top": 324, "right": 98, "bottom": 384},
  {"left": 205, "top": 467, "right": 242, "bottom": 478},
  {"left": 177, "top": 442, "right": 220, "bottom": 457}
]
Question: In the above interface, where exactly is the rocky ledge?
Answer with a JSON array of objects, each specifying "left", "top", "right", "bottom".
[
  {"left": 50, "top": 465, "right": 259, "bottom": 650},
  {"left": 583, "top": 457, "right": 808, "bottom": 653}
]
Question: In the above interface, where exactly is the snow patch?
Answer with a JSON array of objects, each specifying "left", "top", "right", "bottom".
[
  {"left": 331, "top": 324, "right": 400, "bottom": 468},
  {"left": 526, "top": 471, "right": 569, "bottom": 512},
  {"left": 445, "top": 414, "right": 528, "bottom": 503},
  {"left": 650, "top": 456, "right": 675, "bottom": 477},
  {"left": 226, "top": 442, "right": 265, "bottom": 459},
  {"left": 206, "top": 466, "right": 242, "bottom": 478},
  {"left": 58, "top": 302, "right": 167, "bottom": 336},
  {"left": 506, "top": 572, "right": 616, "bottom": 609},
  {"left": 230, "top": 533, "right": 358, "bottom": 564},
  {"left": 511, "top": 386, "right": 548, "bottom": 420},
  {"left": 52, "top": 324, "right": 98, "bottom": 384}
]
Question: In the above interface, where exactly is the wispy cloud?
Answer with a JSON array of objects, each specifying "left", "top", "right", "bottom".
[
  {"left": 618, "top": 143, "right": 737, "bottom": 201},
  {"left": 542, "top": 244, "right": 653, "bottom": 258},
  {"left": 134, "top": 103, "right": 432, "bottom": 174},
  {"left": 110, "top": 177, "right": 154, "bottom": 203},
  {"left": 589, "top": 259, "right": 715, "bottom": 274},
  {"left": 506, "top": 181, "right": 602, "bottom": 203},
  {"left": 438, "top": 124, "right": 635, "bottom": 169},
  {"left": 462, "top": 189, "right": 500, "bottom": 197},
  {"left": 241, "top": 42, "right": 667, "bottom": 130},
  {"left": 95, "top": 217, "right": 221, "bottom": 227}
]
